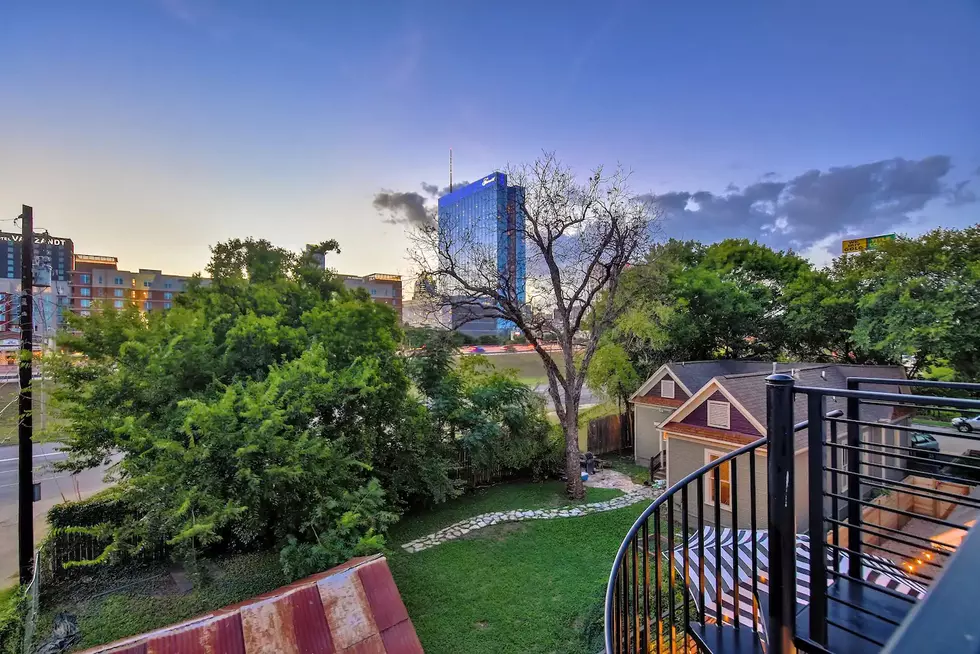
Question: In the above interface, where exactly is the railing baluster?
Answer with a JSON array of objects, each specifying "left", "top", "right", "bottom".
[
  {"left": 808, "top": 392, "right": 828, "bottom": 646},
  {"left": 750, "top": 450, "right": 758, "bottom": 632},
  {"left": 830, "top": 418, "right": 840, "bottom": 574},
  {"left": 654, "top": 506, "right": 662, "bottom": 654},
  {"left": 667, "top": 497, "right": 676, "bottom": 653},
  {"left": 642, "top": 520, "right": 650, "bottom": 654},
  {"left": 681, "top": 485, "right": 690, "bottom": 641},
  {"left": 731, "top": 457, "right": 740, "bottom": 630},
  {"left": 714, "top": 465, "right": 722, "bottom": 625},
  {"left": 697, "top": 475, "right": 705, "bottom": 627},
  {"left": 632, "top": 534, "right": 640, "bottom": 652},
  {"left": 846, "top": 378, "right": 862, "bottom": 580}
]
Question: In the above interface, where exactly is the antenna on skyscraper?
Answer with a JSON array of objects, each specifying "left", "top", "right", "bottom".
[{"left": 449, "top": 148, "right": 453, "bottom": 193}]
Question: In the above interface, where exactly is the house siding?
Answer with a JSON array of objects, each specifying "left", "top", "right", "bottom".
[
  {"left": 634, "top": 404, "right": 674, "bottom": 467},
  {"left": 643, "top": 375, "right": 690, "bottom": 401},
  {"left": 666, "top": 419, "right": 911, "bottom": 532},
  {"left": 681, "top": 391, "right": 762, "bottom": 437}
]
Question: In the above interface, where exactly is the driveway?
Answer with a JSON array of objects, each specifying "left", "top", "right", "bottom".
[{"left": 0, "top": 442, "right": 116, "bottom": 584}]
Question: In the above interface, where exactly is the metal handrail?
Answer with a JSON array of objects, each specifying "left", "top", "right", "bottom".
[{"left": 603, "top": 436, "right": 767, "bottom": 653}]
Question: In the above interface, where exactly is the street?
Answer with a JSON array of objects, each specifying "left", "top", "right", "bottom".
[
  {"left": 0, "top": 442, "right": 115, "bottom": 584},
  {"left": 912, "top": 422, "right": 979, "bottom": 457}
]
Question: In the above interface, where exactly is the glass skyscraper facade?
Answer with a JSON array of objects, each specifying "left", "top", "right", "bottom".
[{"left": 437, "top": 172, "right": 526, "bottom": 333}]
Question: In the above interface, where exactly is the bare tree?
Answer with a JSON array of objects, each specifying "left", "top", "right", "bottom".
[{"left": 409, "top": 152, "right": 659, "bottom": 498}]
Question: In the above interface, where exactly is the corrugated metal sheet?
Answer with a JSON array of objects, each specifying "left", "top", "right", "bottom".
[
  {"left": 356, "top": 560, "right": 408, "bottom": 632},
  {"left": 146, "top": 612, "right": 245, "bottom": 654},
  {"left": 317, "top": 569, "right": 377, "bottom": 649},
  {"left": 379, "top": 619, "right": 424, "bottom": 654},
  {"left": 79, "top": 555, "right": 422, "bottom": 654}
]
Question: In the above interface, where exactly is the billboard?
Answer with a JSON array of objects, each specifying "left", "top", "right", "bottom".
[{"left": 841, "top": 233, "right": 896, "bottom": 253}]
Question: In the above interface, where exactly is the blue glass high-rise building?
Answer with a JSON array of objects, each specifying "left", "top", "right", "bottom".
[{"left": 437, "top": 172, "right": 526, "bottom": 333}]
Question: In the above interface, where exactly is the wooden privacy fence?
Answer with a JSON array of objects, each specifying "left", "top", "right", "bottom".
[{"left": 586, "top": 412, "right": 633, "bottom": 455}]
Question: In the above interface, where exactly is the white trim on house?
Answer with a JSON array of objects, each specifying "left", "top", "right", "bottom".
[
  {"left": 704, "top": 448, "right": 733, "bottom": 510},
  {"left": 663, "top": 429, "right": 769, "bottom": 456},
  {"left": 660, "top": 378, "right": 768, "bottom": 436},
  {"left": 630, "top": 365, "right": 694, "bottom": 401}
]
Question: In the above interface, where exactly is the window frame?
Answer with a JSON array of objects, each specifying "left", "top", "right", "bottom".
[
  {"left": 706, "top": 400, "right": 731, "bottom": 430},
  {"left": 704, "top": 449, "right": 732, "bottom": 509}
]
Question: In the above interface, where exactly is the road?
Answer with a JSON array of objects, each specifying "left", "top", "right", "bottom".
[
  {"left": 534, "top": 383, "right": 600, "bottom": 411},
  {"left": 0, "top": 442, "right": 115, "bottom": 584},
  {"left": 912, "top": 422, "right": 979, "bottom": 457}
]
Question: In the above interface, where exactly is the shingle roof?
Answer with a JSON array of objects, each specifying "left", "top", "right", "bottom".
[
  {"left": 666, "top": 360, "right": 777, "bottom": 395},
  {"left": 717, "top": 364, "right": 908, "bottom": 449}
]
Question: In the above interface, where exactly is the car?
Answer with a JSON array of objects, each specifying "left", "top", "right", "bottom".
[
  {"left": 909, "top": 432, "right": 940, "bottom": 457},
  {"left": 952, "top": 415, "right": 980, "bottom": 433}
]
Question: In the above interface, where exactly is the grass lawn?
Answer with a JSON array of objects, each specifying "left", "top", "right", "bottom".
[
  {"left": 469, "top": 351, "right": 561, "bottom": 387},
  {"left": 0, "top": 381, "right": 67, "bottom": 445},
  {"left": 33, "top": 482, "right": 632, "bottom": 653},
  {"left": 36, "top": 552, "right": 291, "bottom": 652},
  {"left": 389, "top": 481, "right": 623, "bottom": 543},
  {"left": 389, "top": 500, "right": 646, "bottom": 653}
]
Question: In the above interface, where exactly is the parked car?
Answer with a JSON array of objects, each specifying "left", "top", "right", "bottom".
[
  {"left": 909, "top": 432, "right": 940, "bottom": 457},
  {"left": 952, "top": 415, "right": 980, "bottom": 433}
]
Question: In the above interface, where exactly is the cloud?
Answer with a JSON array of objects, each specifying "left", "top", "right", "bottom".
[
  {"left": 373, "top": 190, "right": 434, "bottom": 227},
  {"left": 642, "top": 155, "right": 975, "bottom": 252}
]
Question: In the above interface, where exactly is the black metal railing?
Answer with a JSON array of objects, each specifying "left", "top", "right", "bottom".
[
  {"left": 789, "top": 377, "right": 980, "bottom": 654},
  {"left": 605, "top": 375, "right": 980, "bottom": 654},
  {"left": 604, "top": 435, "right": 768, "bottom": 653}
]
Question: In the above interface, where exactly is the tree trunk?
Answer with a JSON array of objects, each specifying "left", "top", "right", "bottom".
[{"left": 564, "top": 409, "right": 584, "bottom": 499}]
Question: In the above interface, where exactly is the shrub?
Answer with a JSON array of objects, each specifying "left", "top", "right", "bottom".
[{"left": 0, "top": 586, "right": 25, "bottom": 654}]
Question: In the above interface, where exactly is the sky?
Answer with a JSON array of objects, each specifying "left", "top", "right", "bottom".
[{"left": 1, "top": 1, "right": 978, "bottom": 277}]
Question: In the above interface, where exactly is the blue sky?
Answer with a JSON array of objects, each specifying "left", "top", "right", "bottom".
[{"left": 1, "top": 1, "right": 978, "bottom": 276}]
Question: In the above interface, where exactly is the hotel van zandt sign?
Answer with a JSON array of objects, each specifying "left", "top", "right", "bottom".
[{"left": 0, "top": 232, "right": 70, "bottom": 247}]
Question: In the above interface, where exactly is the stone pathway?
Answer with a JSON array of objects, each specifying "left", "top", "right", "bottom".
[{"left": 401, "top": 473, "right": 666, "bottom": 554}]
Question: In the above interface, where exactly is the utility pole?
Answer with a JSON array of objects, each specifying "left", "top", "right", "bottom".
[{"left": 19, "top": 205, "right": 34, "bottom": 585}]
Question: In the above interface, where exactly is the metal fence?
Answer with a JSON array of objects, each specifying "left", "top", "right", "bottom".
[{"left": 604, "top": 375, "right": 980, "bottom": 654}]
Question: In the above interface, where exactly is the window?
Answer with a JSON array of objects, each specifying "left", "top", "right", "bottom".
[
  {"left": 114, "top": 276, "right": 124, "bottom": 285},
  {"left": 143, "top": 281, "right": 152, "bottom": 288},
  {"left": 371, "top": 288, "right": 376, "bottom": 295},
  {"left": 114, "top": 300, "right": 124, "bottom": 309},
  {"left": 707, "top": 400, "right": 731, "bottom": 430},
  {"left": 97, "top": 276, "right": 102, "bottom": 284},
  {"left": 164, "top": 302, "right": 172, "bottom": 309},
  {"left": 113, "top": 289, "right": 124, "bottom": 297},
  {"left": 661, "top": 380, "right": 675, "bottom": 399},
  {"left": 705, "top": 451, "right": 732, "bottom": 507},
  {"left": 79, "top": 288, "right": 91, "bottom": 297},
  {"left": 80, "top": 274, "right": 91, "bottom": 284},
  {"left": 164, "top": 282, "right": 173, "bottom": 289},
  {"left": 143, "top": 301, "right": 152, "bottom": 310},
  {"left": 163, "top": 292, "right": 172, "bottom": 300},
  {"left": 80, "top": 299, "right": 92, "bottom": 308}
]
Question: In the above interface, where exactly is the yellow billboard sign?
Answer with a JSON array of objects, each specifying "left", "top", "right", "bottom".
[{"left": 841, "top": 234, "right": 896, "bottom": 253}]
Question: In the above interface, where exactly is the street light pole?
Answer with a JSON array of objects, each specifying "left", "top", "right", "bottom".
[{"left": 19, "top": 205, "right": 34, "bottom": 585}]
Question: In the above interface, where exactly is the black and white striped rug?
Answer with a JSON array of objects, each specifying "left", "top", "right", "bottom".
[{"left": 670, "top": 528, "right": 928, "bottom": 628}]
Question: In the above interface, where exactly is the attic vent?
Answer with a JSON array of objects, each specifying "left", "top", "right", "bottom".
[{"left": 661, "top": 380, "right": 675, "bottom": 399}]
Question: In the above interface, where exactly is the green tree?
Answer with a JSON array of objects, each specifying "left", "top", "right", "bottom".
[{"left": 50, "top": 239, "right": 450, "bottom": 573}]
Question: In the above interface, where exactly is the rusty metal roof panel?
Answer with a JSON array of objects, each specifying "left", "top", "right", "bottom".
[
  {"left": 316, "top": 568, "right": 378, "bottom": 650},
  {"left": 145, "top": 612, "right": 245, "bottom": 654},
  {"left": 380, "top": 619, "right": 424, "bottom": 654},
  {"left": 77, "top": 555, "right": 420, "bottom": 654},
  {"left": 356, "top": 559, "right": 409, "bottom": 633}
]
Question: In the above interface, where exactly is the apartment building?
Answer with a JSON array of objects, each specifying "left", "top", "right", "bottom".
[
  {"left": 70, "top": 254, "right": 197, "bottom": 315},
  {"left": 339, "top": 273, "right": 402, "bottom": 321}
]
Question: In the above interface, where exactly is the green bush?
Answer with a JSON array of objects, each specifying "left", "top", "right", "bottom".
[
  {"left": 0, "top": 586, "right": 25, "bottom": 654},
  {"left": 48, "top": 486, "right": 130, "bottom": 530}
]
